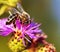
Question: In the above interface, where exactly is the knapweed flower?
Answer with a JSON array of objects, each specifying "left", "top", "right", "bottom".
[
  {"left": 0, "top": 18, "right": 43, "bottom": 52},
  {"left": 0, "top": 18, "right": 42, "bottom": 40},
  {"left": 21, "top": 42, "right": 56, "bottom": 52},
  {"left": 8, "top": 32, "right": 26, "bottom": 52},
  {"left": 0, "top": 2, "right": 56, "bottom": 52},
  {"left": 37, "top": 44, "right": 56, "bottom": 52},
  {"left": 0, "top": 0, "right": 21, "bottom": 15},
  {"left": 22, "top": 43, "right": 56, "bottom": 52}
]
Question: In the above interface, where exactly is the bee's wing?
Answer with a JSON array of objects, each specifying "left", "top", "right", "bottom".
[
  {"left": 8, "top": 8, "right": 21, "bottom": 15},
  {"left": 17, "top": 3, "right": 30, "bottom": 19},
  {"left": 17, "top": 3, "right": 24, "bottom": 13}
]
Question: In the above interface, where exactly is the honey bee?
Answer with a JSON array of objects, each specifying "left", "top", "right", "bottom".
[{"left": 6, "top": 3, "right": 31, "bottom": 27}]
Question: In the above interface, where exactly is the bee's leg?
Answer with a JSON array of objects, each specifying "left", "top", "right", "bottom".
[
  {"left": 23, "top": 36, "right": 32, "bottom": 48},
  {"left": 13, "top": 19, "right": 16, "bottom": 28},
  {"left": 19, "top": 17, "right": 22, "bottom": 24},
  {"left": 24, "top": 34, "right": 32, "bottom": 43},
  {"left": 24, "top": 36, "right": 31, "bottom": 43}
]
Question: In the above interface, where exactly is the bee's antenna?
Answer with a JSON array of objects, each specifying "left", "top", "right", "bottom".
[{"left": 8, "top": 11, "right": 12, "bottom": 15}]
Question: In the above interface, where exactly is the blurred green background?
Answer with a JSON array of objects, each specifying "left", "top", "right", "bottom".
[{"left": 0, "top": 0, "right": 60, "bottom": 52}]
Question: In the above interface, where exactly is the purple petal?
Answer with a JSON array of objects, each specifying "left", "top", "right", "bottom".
[
  {"left": 25, "top": 31, "right": 36, "bottom": 39},
  {"left": 15, "top": 20, "right": 21, "bottom": 29},
  {"left": 0, "top": 18, "right": 14, "bottom": 36},
  {"left": 29, "top": 30, "right": 42, "bottom": 33}
]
